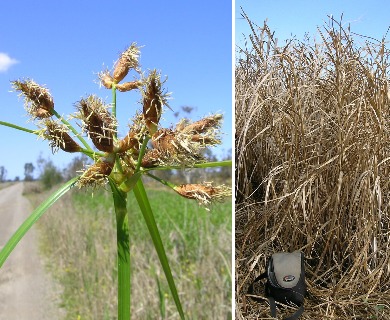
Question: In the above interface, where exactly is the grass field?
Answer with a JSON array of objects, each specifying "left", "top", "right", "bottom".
[{"left": 32, "top": 181, "right": 232, "bottom": 319}]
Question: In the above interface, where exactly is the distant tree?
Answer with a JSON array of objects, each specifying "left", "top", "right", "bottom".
[
  {"left": 24, "top": 163, "right": 35, "bottom": 181},
  {"left": 39, "top": 159, "right": 63, "bottom": 190},
  {"left": 0, "top": 166, "right": 7, "bottom": 182},
  {"left": 36, "top": 153, "right": 47, "bottom": 176},
  {"left": 14, "top": 176, "right": 20, "bottom": 182}
]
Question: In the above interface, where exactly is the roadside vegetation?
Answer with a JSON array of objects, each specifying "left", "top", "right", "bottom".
[
  {"left": 28, "top": 176, "right": 231, "bottom": 319},
  {"left": 236, "top": 14, "right": 389, "bottom": 319}
]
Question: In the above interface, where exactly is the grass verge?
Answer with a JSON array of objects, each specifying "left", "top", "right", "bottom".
[{"left": 32, "top": 182, "right": 232, "bottom": 319}]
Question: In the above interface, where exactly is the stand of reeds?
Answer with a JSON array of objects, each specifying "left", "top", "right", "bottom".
[{"left": 235, "top": 14, "right": 390, "bottom": 319}]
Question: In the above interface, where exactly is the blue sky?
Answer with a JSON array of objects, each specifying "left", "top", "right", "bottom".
[
  {"left": 0, "top": 1, "right": 232, "bottom": 180},
  {"left": 236, "top": 1, "right": 390, "bottom": 50}
]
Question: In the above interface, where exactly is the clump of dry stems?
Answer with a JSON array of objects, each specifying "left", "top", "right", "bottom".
[{"left": 236, "top": 14, "right": 390, "bottom": 319}]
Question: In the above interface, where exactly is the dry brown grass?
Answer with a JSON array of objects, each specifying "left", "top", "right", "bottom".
[{"left": 235, "top": 13, "right": 390, "bottom": 319}]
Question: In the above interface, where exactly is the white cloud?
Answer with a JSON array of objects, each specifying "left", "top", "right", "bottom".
[{"left": 0, "top": 53, "right": 19, "bottom": 72}]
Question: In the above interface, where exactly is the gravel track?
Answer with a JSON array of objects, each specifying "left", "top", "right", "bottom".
[{"left": 0, "top": 183, "right": 61, "bottom": 320}]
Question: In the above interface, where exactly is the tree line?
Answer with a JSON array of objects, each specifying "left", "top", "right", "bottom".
[{"left": 0, "top": 148, "right": 231, "bottom": 188}]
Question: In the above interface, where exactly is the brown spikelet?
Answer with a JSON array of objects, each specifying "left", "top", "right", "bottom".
[
  {"left": 118, "top": 130, "right": 139, "bottom": 153},
  {"left": 112, "top": 43, "right": 140, "bottom": 83},
  {"left": 175, "top": 184, "right": 217, "bottom": 198},
  {"left": 116, "top": 81, "right": 142, "bottom": 92},
  {"left": 173, "top": 183, "right": 231, "bottom": 206},
  {"left": 141, "top": 149, "right": 163, "bottom": 168},
  {"left": 179, "top": 114, "right": 223, "bottom": 134},
  {"left": 78, "top": 159, "right": 114, "bottom": 187},
  {"left": 12, "top": 79, "right": 54, "bottom": 119},
  {"left": 77, "top": 95, "right": 116, "bottom": 153},
  {"left": 151, "top": 129, "right": 177, "bottom": 154},
  {"left": 44, "top": 120, "right": 81, "bottom": 153},
  {"left": 142, "top": 70, "right": 168, "bottom": 134},
  {"left": 190, "top": 134, "right": 219, "bottom": 145}
]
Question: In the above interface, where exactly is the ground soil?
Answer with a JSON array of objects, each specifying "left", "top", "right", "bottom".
[{"left": 0, "top": 183, "right": 62, "bottom": 320}]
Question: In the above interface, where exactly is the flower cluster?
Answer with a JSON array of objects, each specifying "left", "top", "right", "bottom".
[{"left": 11, "top": 44, "right": 230, "bottom": 207}]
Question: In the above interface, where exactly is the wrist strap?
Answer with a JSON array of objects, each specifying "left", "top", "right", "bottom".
[
  {"left": 269, "top": 297, "right": 304, "bottom": 320},
  {"left": 248, "top": 273, "right": 304, "bottom": 320},
  {"left": 247, "top": 272, "right": 267, "bottom": 302}
]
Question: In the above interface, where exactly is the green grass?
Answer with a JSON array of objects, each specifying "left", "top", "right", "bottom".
[{"left": 36, "top": 182, "right": 232, "bottom": 319}]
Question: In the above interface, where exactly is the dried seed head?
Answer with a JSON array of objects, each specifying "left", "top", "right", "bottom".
[
  {"left": 12, "top": 79, "right": 54, "bottom": 119},
  {"left": 78, "top": 158, "right": 114, "bottom": 188},
  {"left": 190, "top": 134, "right": 220, "bottom": 145},
  {"left": 141, "top": 149, "right": 163, "bottom": 168},
  {"left": 142, "top": 70, "right": 170, "bottom": 134},
  {"left": 151, "top": 128, "right": 177, "bottom": 154},
  {"left": 76, "top": 95, "right": 116, "bottom": 153},
  {"left": 98, "top": 70, "right": 114, "bottom": 89},
  {"left": 173, "top": 183, "right": 231, "bottom": 207},
  {"left": 151, "top": 128, "right": 204, "bottom": 166},
  {"left": 174, "top": 114, "right": 223, "bottom": 148},
  {"left": 113, "top": 43, "right": 140, "bottom": 83},
  {"left": 179, "top": 114, "right": 223, "bottom": 134},
  {"left": 43, "top": 120, "right": 81, "bottom": 153},
  {"left": 116, "top": 80, "right": 142, "bottom": 92}
]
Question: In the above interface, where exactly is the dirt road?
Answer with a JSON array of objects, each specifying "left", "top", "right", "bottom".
[{"left": 0, "top": 183, "right": 60, "bottom": 320}]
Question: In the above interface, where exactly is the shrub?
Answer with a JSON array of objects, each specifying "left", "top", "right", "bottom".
[{"left": 40, "top": 161, "right": 63, "bottom": 190}]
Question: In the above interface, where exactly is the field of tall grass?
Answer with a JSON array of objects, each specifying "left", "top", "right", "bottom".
[
  {"left": 235, "top": 14, "right": 389, "bottom": 319},
  {"left": 30, "top": 182, "right": 232, "bottom": 319}
]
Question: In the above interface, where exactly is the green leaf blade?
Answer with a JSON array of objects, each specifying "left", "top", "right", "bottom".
[{"left": 133, "top": 179, "right": 185, "bottom": 320}]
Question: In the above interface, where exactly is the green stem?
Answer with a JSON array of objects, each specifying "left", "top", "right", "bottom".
[
  {"left": 117, "top": 135, "right": 150, "bottom": 192},
  {"left": 145, "top": 159, "right": 232, "bottom": 171},
  {"left": 80, "top": 148, "right": 105, "bottom": 159},
  {"left": 136, "top": 136, "right": 150, "bottom": 172},
  {"left": 109, "top": 179, "right": 131, "bottom": 320},
  {"left": 0, "top": 120, "right": 38, "bottom": 135},
  {"left": 146, "top": 172, "right": 176, "bottom": 189},
  {"left": 52, "top": 109, "right": 92, "bottom": 151}
]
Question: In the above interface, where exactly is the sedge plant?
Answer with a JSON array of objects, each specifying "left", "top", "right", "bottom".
[{"left": 0, "top": 43, "right": 231, "bottom": 319}]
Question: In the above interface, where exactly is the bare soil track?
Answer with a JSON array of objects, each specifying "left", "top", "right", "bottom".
[{"left": 0, "top": 183, "right": 60, "bottom": 320}]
